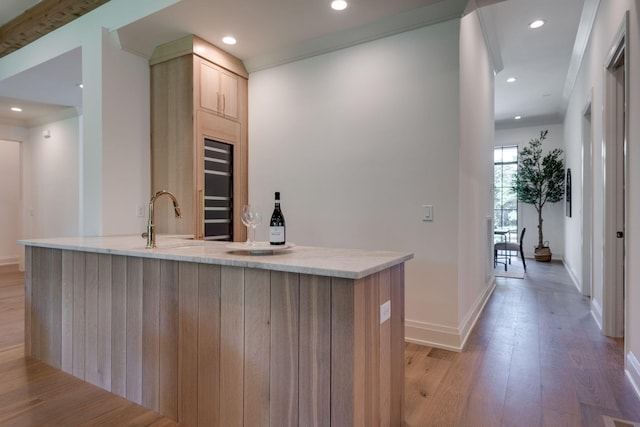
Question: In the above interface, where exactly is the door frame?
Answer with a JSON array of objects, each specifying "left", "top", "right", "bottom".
[
  {"left": 582, "top": 94, "right": 593, "bottom": 298},
  {"left": 601, "top": 12, "right": 628, "bottom": 338}
]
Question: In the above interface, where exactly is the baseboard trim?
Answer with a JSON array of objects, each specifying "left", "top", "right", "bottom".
[
  {"left": 0, "top": 262, "right": 19, "bottom": 273},
  {"left": 626, "top": 351, "right": 640, "bottom": 401},
  {"left": 563, "top": 259, "right": 582, "bottom": 294},
  {"left": 591, "top": 298, "right": 603, "bottom": 331},
  {"left": 405, "top": 278, "right": 496, "bottom": 352},
  {"left": 405, "top": 318, "right": 461, "bottom": 351},
  {"left": 0, "top": 257, "right": 19, "bottom": 267},
  {"left": 458, "top": 278, "right": 496, "bottom": 349}
]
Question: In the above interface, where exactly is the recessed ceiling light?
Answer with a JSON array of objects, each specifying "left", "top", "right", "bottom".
[
  {"left": 514, "top": 116, "right": 522, "bottom": 120},
  {"left": 507, "top": 77, "right": 516, "bottom": 83},
  {"left": 10, "top": 107, "right": 22, "bottom": 112},
  {"left": 331, "top": 0, "right": 348, "bottom": 11},
  {"left": 529, "top": 19, "right": 545, "bottom": 29},
  {"left": 222, "top": 36, "right": 237, "bottom": 45},
  {"left": 77, "top": 83, "right": 83, "bottom": 89}
]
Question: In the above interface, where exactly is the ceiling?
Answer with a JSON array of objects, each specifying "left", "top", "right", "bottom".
[
  {"left": 0, "top": 0, "right": 40, "bottom": 27},
  {"left": 0, "top": 0, "right": 592, "bottom": 129}
]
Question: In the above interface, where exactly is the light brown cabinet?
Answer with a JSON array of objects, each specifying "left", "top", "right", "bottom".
[
  {"left": 199, "top": 59, "right": 239, "bottom": 119},
  {"left": 150, "top": 35, "right": 248, "bottom": 241}
]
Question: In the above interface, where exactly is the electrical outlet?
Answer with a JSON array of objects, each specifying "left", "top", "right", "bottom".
[
  {"left": 136, "top": 204, "right": 145, "bottom": 217},
  {"left": 380, "top": 300, "right": 391, "bottom": 324}
]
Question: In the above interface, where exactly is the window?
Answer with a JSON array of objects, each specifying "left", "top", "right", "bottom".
[{"left": 494, "top": 146, "right": 518, "bottom": 242}]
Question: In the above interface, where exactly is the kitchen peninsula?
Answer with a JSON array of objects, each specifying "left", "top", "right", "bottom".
[{"left": 20, "top": 235, "right": 412, "bottom": 426}]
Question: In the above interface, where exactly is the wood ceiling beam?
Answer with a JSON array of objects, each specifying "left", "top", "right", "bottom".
[{"left": 0, "top": 0, "right": 110, "bottom": 59}]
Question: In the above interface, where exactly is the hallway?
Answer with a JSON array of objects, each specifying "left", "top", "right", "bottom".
[{"left": 404, "top": 260, "right": 640, "bottom": 426}]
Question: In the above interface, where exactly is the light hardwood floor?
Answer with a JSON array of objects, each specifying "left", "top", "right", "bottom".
[
  {"left": 1, "top": 261, "right": 639, "bottom": 426},
  {"left": 404, "top": 260, "right": 640, "bottom": 427},
  {"left": 0, "top": 264, "right": 179, "bottom": 426}
]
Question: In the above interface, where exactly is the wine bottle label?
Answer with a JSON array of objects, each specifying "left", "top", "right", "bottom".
[{"left": 270, "top": 226, "right": 285, "bottom": 243}]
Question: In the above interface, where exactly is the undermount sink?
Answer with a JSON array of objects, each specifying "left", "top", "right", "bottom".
[
  {"left": 149, "top": 236, "right": 207, "bottom": 250},
  {"left": 158, "top": 242, "right": 205, "bottom": 250},
  {"left": 168, "top": 245, "right": 204, "bottom": 250}
]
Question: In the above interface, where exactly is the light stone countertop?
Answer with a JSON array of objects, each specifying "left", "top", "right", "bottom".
[{"left": 18, "top": 235, "right": 414, "bottom": 279}]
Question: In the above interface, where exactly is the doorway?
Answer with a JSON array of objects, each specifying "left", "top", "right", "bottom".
[
  {"left": 493, "top": 145, "right": 519, "bottom": 240},
  {"left": 602, "top": 14, "right": 628, "bottom": 338},
  {"left": 0, "top": 139, "right": 21, "bottom": 266}
]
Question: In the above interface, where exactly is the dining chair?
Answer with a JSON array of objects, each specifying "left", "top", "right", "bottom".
[{"left": 494, "top": 227, "right": 526, "bottom": 272}]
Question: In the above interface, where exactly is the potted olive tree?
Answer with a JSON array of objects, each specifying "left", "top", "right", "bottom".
[{"left": 512, "top": 130, "right": 565, "bottom": 262}]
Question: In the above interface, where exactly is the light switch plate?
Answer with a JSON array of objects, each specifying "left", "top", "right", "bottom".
[
  {"left": 422, "top": 205, "right": 433, "bottom": 221},
  {"left": 136, "top": 204, "right": 145, "bottom": 218},
  {"left": 380, "top": 300, "right": 391, "bottom": 324}
]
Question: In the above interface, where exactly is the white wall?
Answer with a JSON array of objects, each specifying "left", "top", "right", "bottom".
[
  {"left": 0, "top": 140, "right": 21, "bottom": 264},
  {"left": 495, "top": 123, "right": 565, "bottom": 260},
  {"left": 22, "top": 116, "right": 80, "bottom": 239},
  {"left": 80, "top": 30, "right": 151, "bottom": 236},
  {"left": 250, "top": 17, "right": 493, "bottom": 350},
  {"left": 0, "top": 124, "right": 27, "bottom": 143},
  {"left": 101, "top": 31, "right": 151, "bottom": 236},
  {"left": 457, "top": 10, "right": 496, "bottom": 345},
  {"left": 562, "top": 98, "right": 587, "bottom": 293},
  {"left": 563, "top": 1, "right": 640, "bottom": 396},
  {"left": 0, "top": 0, "right": 170, "bottom": 240}
]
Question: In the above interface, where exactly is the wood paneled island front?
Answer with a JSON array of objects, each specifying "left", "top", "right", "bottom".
[{"left": 20, "top": 235, "right": 412, "bottom": 426}]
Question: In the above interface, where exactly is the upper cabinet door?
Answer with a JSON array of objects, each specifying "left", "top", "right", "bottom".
[
  {"left": 219, "top": 70, "right": 238, "bottom": 120},
  {"left": 200, "top": 60, "right": 239, "bottom": 120}
]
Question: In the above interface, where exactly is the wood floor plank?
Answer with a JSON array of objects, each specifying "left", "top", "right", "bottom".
[
  {"left": 542, "top": 407, "right": 584, "bottom": 427},
  {"left": 457, "top": 341, "right": 509, "bottom": 426},
  {"left": 540, "top": 360, "right": 581, "bottom": 417},
  {"left": 501, "top": 338, "right": 543, "bottom": 426},
  {"left": 404, "top": 345, "right": 445, "bottom": 427},
  {"left": 602, "top": 365, "right": 640, "bottom": 422},
  {"left": 572, "top": 367, "right": 619, "bottom": 411}
]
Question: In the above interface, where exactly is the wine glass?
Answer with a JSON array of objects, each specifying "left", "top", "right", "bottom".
[{"left": 241, "top": 205, "right": 262, "bottom": 246}]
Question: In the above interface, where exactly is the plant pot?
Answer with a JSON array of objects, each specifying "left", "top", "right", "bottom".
[{"left": 534, "top": 246, "right": 552, "bottom": 262}]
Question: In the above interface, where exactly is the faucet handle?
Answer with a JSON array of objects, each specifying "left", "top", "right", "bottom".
[{"left": 141, "top": 232, "right": 149, "bottom": 239}]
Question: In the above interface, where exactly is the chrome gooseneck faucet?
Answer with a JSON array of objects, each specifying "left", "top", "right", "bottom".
[{"left": 144, "top": 190, "right": 182, "bottom": 249}]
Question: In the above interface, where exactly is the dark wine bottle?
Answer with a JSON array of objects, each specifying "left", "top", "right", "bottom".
[{"left": 269, "top": 191, "right": 286, "bottom": 245}]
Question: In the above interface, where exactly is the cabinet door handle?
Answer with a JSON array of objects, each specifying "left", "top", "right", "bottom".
[
  {"left": 199, "top": 189, "right": 204, "bottom": 239},
  {"left": 217, "top": 92, "right": 221, "bottom": 113},
  {"left": 222, "top": 94, "right": 226, "bottom": 114}
]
